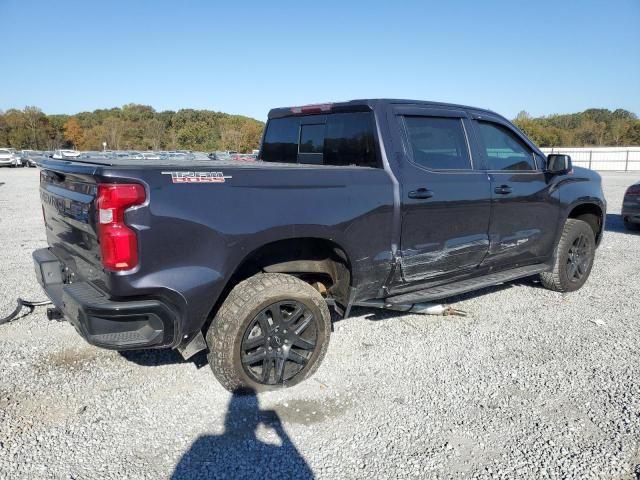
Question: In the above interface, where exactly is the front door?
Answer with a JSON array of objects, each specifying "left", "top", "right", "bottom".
[
  {"left": 392, "top": 107, "right": 492, "bottom": 284},
  {"left": 470, "top": 116, "right": 560, "bottom": 267}
]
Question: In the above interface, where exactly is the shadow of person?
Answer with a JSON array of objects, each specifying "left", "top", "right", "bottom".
[{"left": 172, "top": 389, "right": 314, "bottom": 479}]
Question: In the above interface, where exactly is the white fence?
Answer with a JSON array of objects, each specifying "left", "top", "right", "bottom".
[{"left": 540, "top": 147, "right": 640, "bottom": 172}]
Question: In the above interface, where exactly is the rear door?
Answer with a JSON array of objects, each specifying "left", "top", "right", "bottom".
[
  {"left": 469, "top": 114, "right": 559, "bottom": 267},
  {"left": 391, "top": 106, "right": 492, "bottom": 283}
]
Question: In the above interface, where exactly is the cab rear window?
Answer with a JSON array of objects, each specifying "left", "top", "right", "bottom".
[
  {"left": 260, "top": 116, "right": 299, "bottom": 163},
  {"left": 261, "top": 112, "right": 378, "bottom": 167}
]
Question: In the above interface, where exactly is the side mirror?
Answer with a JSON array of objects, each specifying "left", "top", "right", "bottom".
[{"left": 546, "top": 154, "right": 572, "bottom": 174}]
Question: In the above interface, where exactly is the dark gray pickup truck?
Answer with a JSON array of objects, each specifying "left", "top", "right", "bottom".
[{"left": 33, "top": 99, "right": 606, "bottom": 392}]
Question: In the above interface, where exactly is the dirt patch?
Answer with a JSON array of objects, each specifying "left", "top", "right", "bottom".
[{"left": 47, "top": 347, "right": 102, "bottom": 369}]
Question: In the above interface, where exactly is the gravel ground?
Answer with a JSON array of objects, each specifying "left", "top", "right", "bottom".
[{"left": 0, "top": 167, "right": 639, "bottom": 479}]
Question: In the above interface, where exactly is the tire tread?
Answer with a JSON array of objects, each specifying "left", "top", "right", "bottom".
[
  {"left": 206, "top": 273, "right": 331, "bottom": 392},
  {"left": 540, "top": 218, "right": 595, "bottom": 292}
]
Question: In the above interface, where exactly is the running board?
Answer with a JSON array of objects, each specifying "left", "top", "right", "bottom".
[{"left": 386, "top": 264, "right": 549, "bottom": 304}]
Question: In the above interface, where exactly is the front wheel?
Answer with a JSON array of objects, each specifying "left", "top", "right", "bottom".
[
  {"left": 540, "top": 218, "right": 596, "bottom": 292},
  {"left": 207, "top": 273, "right": 331, "bottom": 392}
]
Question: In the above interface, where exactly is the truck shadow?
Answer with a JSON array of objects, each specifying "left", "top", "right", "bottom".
[
  {"left": 605, "top": 213, "right": 638, "bottom": 234},
  {"left": 171, "top": 389, "right": 314, "bottom": 479},
  {"left": 119, "top": 349, "right": 209, "bottom": 368},
  {"left": 121, "top": 278, "right": 546, "bottom": 364}
]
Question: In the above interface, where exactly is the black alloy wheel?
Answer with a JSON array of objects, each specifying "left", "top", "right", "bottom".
[
  {"left": 240, "top": 300, "right": 318, "bottom": 385},
  {"left": 540, "top": 218, "right": 596, "bottom": 292},
  {"left": 566, "top": 233, "right": 590, "bottom": 282}
]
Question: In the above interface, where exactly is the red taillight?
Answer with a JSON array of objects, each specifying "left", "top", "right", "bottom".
[
  {"left": 96, "top": 183, "right": 146, "bottom": 271},
  {"left": 626, "top": 185, "right": 640, "bottom": 196}
]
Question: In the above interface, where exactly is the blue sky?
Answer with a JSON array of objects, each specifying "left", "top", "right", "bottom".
[{"left": 1, "top": 0, "right": 638, "bottom": 121}]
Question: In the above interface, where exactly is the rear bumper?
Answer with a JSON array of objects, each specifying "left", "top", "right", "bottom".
[
  {"left": 33, "top": 248, "right": 178, "bottom": 350},
  {"left": 622, "top": 201, "right": 640, "bottom": 224},
  {"left": 624, "top": 213, "right": 640, "bottom": 224}
]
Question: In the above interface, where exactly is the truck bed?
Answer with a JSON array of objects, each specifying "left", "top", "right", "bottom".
[{"left": 41, "top": 155, "right": 329, "bottom": 170}]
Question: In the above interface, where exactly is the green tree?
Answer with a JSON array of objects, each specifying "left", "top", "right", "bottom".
[
  {"left": 176, "top": 121, "right": 213, "bottom": 150},
  {"left": 102, "top": 117, "right": 125, "bottom": 150},
  {"left": 5, "top": 109, "right": 29, "bottom": 148},
  {"left": 512, "top": 108, "right": 640, "bottom": 147},
  {"left": 23, "top": 106, "right": 48, "bottom": 149}
]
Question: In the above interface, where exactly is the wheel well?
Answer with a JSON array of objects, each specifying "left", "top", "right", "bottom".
[
  {"left": 568, "top": 203, "right": 603, "bottom": 242},
  {"left": 211, "top": 238, "right": 351, "bottom": 321}
]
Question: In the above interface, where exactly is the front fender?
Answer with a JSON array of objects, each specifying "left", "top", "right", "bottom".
[{"left": 551, "top": 170, "right": 606, "bottom": 251}]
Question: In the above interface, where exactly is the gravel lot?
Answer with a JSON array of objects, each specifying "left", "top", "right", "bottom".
[{"left": 1, "top": 167, "right": 639, "bottom": 479}]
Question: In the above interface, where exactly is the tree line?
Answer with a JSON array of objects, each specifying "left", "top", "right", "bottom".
[
  {"left": 0, "top": 104, "right": 264, "bottom": 152},
  {"left": 1, "top": 105, "right": 639, "bottom": 152},
  {"left": 512, "top": 108, "right": 640, "bottom": 147}
]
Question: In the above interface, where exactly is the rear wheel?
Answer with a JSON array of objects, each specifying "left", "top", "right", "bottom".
[
  {"left": 540, "top": 218, "right": 596, "bottom": 292},
  {"left": 207, "top": 273, "right": 331, "bottom": 392}
]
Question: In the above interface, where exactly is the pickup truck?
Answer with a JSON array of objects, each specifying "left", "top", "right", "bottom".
[{"left": 33, "top": 99, "right": 606, "bottom": 392}]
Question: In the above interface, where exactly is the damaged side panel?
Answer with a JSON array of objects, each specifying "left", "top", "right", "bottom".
[
  {"left": 400, "top": 234, "right": 489, "bottom": 282},
  {"left": 488, "top": 228, "right": 540, "bottom": 256},
  {"left": 483, "top": 171, "right": 561, "bottom": 267}
]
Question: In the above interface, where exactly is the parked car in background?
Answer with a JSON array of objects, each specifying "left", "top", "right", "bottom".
[
  {"left": 229, "top": 153, "right": 257, "bottom": 162},
  {"left": 160, "top": 151, "right": 194, "bottom": 161},
  {"left": 0, "top": 148, "right": 22, "bottom": 167},
  {"left": 141, "top": 152, "right": 161, "bottom": 160},
  {"left": 20, "top": 150, "right": 42, "bottom": 167},
  {"left": 78, "top": 151, "right": 110, "bottom": 160},
  {"left": 208, "top": 150, "right": 239, "bottom": 161},
  {"left": 622, "top": 181, "right": 640, "bottom": 231},
  {"left": 52, "top": 149, "right": 81, "bottom": 160},
  {"left": 114, "top": 151, "right": 144, "bottom": 160},
  {"left": 20, "top": 150, "right": 35, "bottom": 167}
]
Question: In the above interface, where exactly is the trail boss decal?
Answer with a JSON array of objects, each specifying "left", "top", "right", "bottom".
[{"left": 161, "top": 171, "right": 232, "bottom": 184}]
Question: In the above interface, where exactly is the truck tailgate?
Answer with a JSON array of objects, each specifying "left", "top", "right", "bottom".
[{"left": 39, "top": 167, "right": 102, "bottom": 279}]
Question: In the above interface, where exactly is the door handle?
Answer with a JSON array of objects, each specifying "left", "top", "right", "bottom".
[
  {"left": 494, "top": 185, "right": 512, "bottom": 195},
  {"left": 408, "top": 188, "right": 433, "bottom": 199}
]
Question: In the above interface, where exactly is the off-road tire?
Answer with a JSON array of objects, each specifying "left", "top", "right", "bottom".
[
  {"left": 207, "top": 273, "right": 331, "bottom": 393},
  {"left": 540, "top": 218, "right": 596, "bottom": 292}
]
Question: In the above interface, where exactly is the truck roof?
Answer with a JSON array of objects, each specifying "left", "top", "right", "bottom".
[{"left": 268, "top": 98, "right": 502, "bottom": 120}]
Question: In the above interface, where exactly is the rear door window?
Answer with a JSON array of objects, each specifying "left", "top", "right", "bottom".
[
  {"left": 403, "top": 116, "right": 472, "bottom": 170},
  {"left": 324, "top": 112, "right": 377, "bottom": 167}
]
